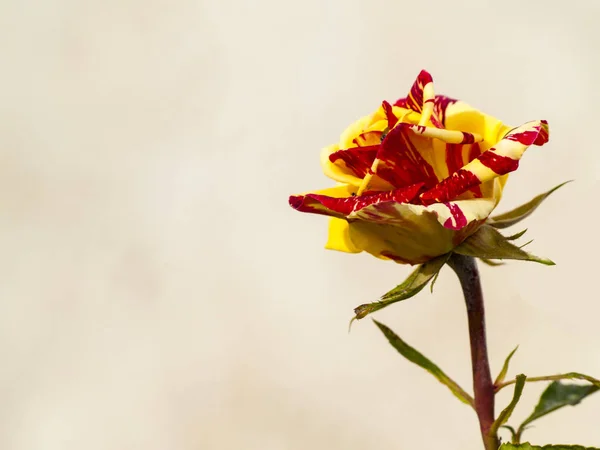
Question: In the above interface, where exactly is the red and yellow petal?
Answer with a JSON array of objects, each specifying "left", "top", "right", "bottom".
[
  {"left": 328, "top": 145, "right": 379, "bottom": 179},
  {"left": 419, "top": 120, "right": 549, "bottom": 205},
  {"left": 289, "top": 183, "right": 424, "bottom": 219},
  {"left": 395, "top": 70, "right": 436, "bottom": 126},
  {"left": 320, "top": 145, "right": 366, "bottom": 187},
  {"left": 372, "top": 124, "right": 439, "bottom": 189},
  {"left": 432, "top": 95, "right": 459, "bottom": 128}
]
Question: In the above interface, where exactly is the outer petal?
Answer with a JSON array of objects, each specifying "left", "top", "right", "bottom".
[
  {"left": 328, "top": 145, "right": 378, "bottom": 179},
  {"left": 321, "top": 144, "right": 365, "bottom": 187},
  {"left": 289, "top": 185, "right": 356, "bottom": 219},
  {"left": 420, "top": 120, "right": 549, "bottom": 205},
  {"left": 325, "top": 218, "right": 361, "bottom": 253},
  {"left": 289, "top": 183, "right": 424, "bottom": 219},
  {"left": 346, "top": 197, "right": 496, "bottom": 264}
]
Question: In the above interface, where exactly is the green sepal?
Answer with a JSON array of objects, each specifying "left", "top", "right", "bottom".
[
  {"left": 512, "top": 381, "right": 599, "bottom": 443},
  {"left": 454, "top": 225, "right": 554, "bottom": 265},
  {"left": 373, "top": 320, "right": 474, "bottom": 407},
  {"left": 488, "top": 181, "right": 571, "bottom": 229},
  {"left": 490, "top": 374, "right": 526, "bottom": 437},
  {"left": 352, "top": 253, "right": 449, "bottom": 320},
  {"left": 501, "top": 425, "right": 518, "bottom": 440},
  {"left": 506, "top": 229, "right": 528, "bottom": 241},
  {"left": 480, "top": 258, "right": 505, "bottom": 267},
  {"left": 499, "top": 444, "right": 600, "bottom": 450},
  {"left": 495, "top": 346, "right": 519, "bottom": 386}
]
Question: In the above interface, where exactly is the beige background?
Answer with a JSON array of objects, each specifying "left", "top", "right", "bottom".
[{"left": 1, "top": 0, "right": 599, "bottom": 449}]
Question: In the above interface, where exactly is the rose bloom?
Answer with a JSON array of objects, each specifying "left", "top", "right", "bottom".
[{"left": 289, "top": 70, "right": 549, "bottom": 264}]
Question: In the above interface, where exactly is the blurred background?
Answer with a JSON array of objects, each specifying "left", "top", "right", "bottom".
[{"left": 1, "top": 0, "right": 599, "bottom": 449}]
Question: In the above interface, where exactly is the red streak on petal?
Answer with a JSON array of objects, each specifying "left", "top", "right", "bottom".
[
  {"left": 420, "top": 169, "right": 481, "bottom": 205},
  {"left": 467, "top": 142, "right": 481, "bottom": 163},
  {"left": 289, "top": 195, "right": 303, "bottom": 209},
  {"left": 534, "top": 120, "right": 549, "bottom": 145},
  {"left": 460, "top": 132, "right": 476, "bottom": 144},
  {"left": 393, "top": 97, "right": 408, "bottom": 108},
  {"left": 443, "top": 202, "right": 468, "bottom": 230},
  {"left": 432, "top": 95, "right": 458, "bottom": 128},
  {"left": 329, "top": 145, "right": 379, "bottom": 178},
  {"left": 352, "top": 183, "right": 425, "bottom": 211},
  {"left": 289, "top": 195, "right": 332, "bottom": 216},
  {"left": 505, "top": 130, "right": 540, "bottom": 146},
  {"left": 405, "top": 70, "right": 434, "bottom": 113},
  {"left": 419, "top": 70, "right": 433, "bottom": 84},
  {"left": 382, "top": 100, "right": 399, "bottom": 128},
  {"left": 469, "top": 185, "right": 483, "bottom": 198},
  {"left": 380, "top": 251, "right": 414, "bottom": 264},
  {"left": 478, "top": 151, "right": 519, "bottom": 175},
  {"left": 289, "top": 183, "right": 425, "bottom": 218},
  {"left": 376, "top": 124, "right": 439, "bottom": 189},
  {"left": 445, "top": 143, "right": 464, "bottom": 177}
]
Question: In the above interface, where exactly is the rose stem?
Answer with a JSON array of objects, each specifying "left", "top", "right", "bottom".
[{"left": 448, "top": 253, "right": 499, "bottom": 450}]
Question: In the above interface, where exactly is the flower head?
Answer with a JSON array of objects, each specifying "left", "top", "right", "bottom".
[{"left": 289, "top": 70, "right": 549, "bottom": 264}]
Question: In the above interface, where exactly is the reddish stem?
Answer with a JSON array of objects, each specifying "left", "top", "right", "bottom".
[{"left": 448, "top": 254, "right": 499, "bottom": 450}]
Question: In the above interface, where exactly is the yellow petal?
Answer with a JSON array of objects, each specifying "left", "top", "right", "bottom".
[
  {"left": 325, "top": 218, "right": 361, "bottom": 253},
  {"left": 444, "top": 101, "right": 512, "bottom": 150}
]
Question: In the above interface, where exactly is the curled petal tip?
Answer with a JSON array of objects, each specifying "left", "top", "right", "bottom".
[
  {"left": 417, "top": 69, "right": 433, "bottom": 84},
  {"left": 289, "top": 195, "right": 303, "bottom": 209},
  {"left": 534, "top": 120, "right": 550, "bottom": 146}
]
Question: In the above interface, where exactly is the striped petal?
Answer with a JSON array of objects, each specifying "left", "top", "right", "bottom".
[
  {"left": 321, "top": 144, "right": 365, "bottom": 187},
  {"left": 432, "top": 95, "right": 459, "bottom": 128},
  {"left": 373, "top": 124, "right": 439, "bottom": 189},
  {"left": 321, "top": 102, "right": 413, "bottom": 188},
  {"left": 289, "top": 183, "right": 424, "bottom": 219},
  {"left": 400, "top": 123, "right": 486, "bottom": 199},
  {"left": 419, "top": 120, "right": 550, "bottom": 206},
  {"left": 396, "top": 94, "right": 458, "bottom": 129},
  {"left": 327, "top": 145, "right": 378, "bottom": 180},
  {"left": 395, "top": 70, "right": 436, "bottom": 126}
]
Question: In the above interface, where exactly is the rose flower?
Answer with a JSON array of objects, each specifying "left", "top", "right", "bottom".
[{"left": 289, "top": 70, "right": 549, "bottom": 264}]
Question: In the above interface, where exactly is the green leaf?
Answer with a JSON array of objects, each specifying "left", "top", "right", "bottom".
[
  {"left": 512, "top": 381, "right": 599, "bottom": 443},
  {"left": 454, "top": 225, "right": 554, "bottom": 265},
  {"left": 373, "top": 320, "right": 474, "bottom": 407},
  {"left": 499, "top": 443, "right": 600, "bottom": 450},
  {"left": 522, "top": 381, "right": 599, "bottom": 427},
  {"left": 352, "top": 254, "right": 449, "bottom": 320},
  {"left": 490, "top": 374, "right": 526, "bottom": 436},
  {"left": 497, "top": 372, "right": 600, "bottom": 392},
  {"left": 488, "top": 181, "right": 571, "bottom": 229},
  {"left": 495, "top": 346, "right": 519, "bottom": 386}
]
